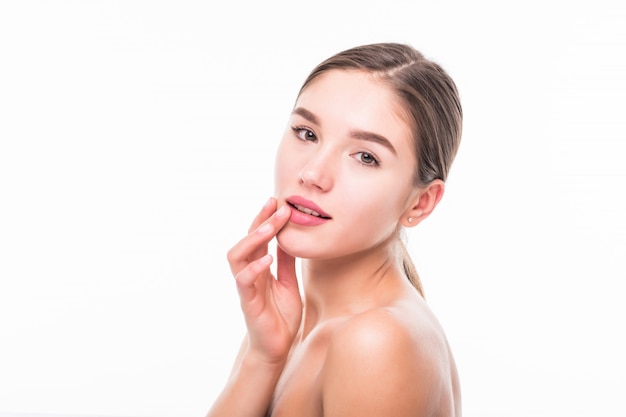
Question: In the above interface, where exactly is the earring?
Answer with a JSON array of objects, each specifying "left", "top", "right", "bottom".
[{"left": 408, "top": 217, "right": 414, "bottom": 223}]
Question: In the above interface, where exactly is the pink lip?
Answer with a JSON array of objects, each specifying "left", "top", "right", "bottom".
[{"left": 286, "top": 195, "right": 331, "bottom": 226}]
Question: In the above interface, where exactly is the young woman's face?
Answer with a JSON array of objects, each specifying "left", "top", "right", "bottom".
[{"left": 274, "top": 69, "right": 419, "bottom": 260}]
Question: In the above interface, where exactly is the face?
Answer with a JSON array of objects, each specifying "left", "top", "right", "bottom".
[{"left": 274, "top": 69, "right": 420, "bottom": 260}]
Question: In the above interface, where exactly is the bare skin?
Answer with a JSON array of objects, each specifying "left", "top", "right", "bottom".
[
  {"left": 207, "top": 69, "right": 461, "bottom": 417},
  {"left": 269, "top": 267, "right": 461, "bottom": 417},
  {"left": 208, "top": 200, "right": 460, "bottom": 417}
]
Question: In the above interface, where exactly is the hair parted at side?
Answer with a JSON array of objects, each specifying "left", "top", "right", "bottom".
[{"left": 296, "top": 43, "right": 463, "bottom": 297}]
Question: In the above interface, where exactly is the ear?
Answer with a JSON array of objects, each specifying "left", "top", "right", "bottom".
[{"left": 400, "top": 180, "right": 445, "bottom": 228}]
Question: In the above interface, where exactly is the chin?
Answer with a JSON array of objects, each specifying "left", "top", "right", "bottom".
[
  {"left": 276, "top": 230, "right": 308, "bottom": 259},
  {"left": 275, "top": 228, "right": 327, "bottom": 260},
  {"left": 276, "top": 228, "right": 365, "bottom": 261}
]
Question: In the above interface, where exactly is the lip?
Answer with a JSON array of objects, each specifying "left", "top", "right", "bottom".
[{"left": 285, "top": 195, "right": 331, "bottom": 226}]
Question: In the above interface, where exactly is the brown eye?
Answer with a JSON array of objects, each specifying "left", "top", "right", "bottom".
[
  {"left": 292, "top": 127, "right": 317, "bottom": 142},
  {"left": 354, "top": 152, "right": 380, "bottom": 166}
]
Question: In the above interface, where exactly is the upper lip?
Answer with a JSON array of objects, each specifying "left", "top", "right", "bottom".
[{"left": 286, "top": 195, "right": 332, "bottom": 219}]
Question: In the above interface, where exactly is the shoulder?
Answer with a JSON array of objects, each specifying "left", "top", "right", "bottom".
[{"left": 320, "top": 307, "right": 450, "bottom": 416}]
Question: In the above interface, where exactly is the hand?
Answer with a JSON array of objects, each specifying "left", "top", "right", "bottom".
[{"left": 227, "top": 198, "right": 303, "bottom": 365}]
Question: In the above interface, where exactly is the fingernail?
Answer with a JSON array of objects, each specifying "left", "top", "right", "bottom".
[
  {"left": 257, "top": 223, "right": 271, "bottom": 234},
  {"left": 264, "top": 197, "right": 274, "bottom": 208},
  {"left": 276, "top": 206, "right": 288, "bottom": 217},
  {"left": 259, "top": 254, "right": 272, "bottom": 265}
]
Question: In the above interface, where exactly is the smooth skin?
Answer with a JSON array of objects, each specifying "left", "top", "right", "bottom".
[
  {"left": 208, "top": 70, "right": 460, "bottom": 417},
  {"left": 208, "top": 198, "right": 300, "bottom": 416}
]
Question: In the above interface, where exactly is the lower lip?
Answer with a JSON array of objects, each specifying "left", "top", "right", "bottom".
[{"left": 288, "top": 205, "right": 330, "bottom": 226}]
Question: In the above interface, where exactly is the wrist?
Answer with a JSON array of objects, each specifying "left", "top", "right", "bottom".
[
  {"left": 240, "top": 347, "right": 288, "bottom": 375},
  {"left": 210, "top": 350, "right": 286, "bottom": 417}
]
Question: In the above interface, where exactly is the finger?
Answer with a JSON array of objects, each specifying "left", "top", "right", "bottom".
[
  {"left": 247, "top": 197, "right": 277, "bottom": 234},
  {"left": 235, "top": 253, "right": 273, "bottom": 306},
  {"left": 227, "top": 198, "right": 276, "bottom": 275},
  {"left": 240, "top": 197, "right": 278, "bottom": 271},
  {"left": 227, "top": 204, "right": 290, "bottom": 275},
  {"left": 276, "top": 245, "right": 298, "bottom": 291}
]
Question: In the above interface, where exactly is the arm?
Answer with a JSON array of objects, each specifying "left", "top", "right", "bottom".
[
  {"left": 207, "top": 198, "right": 303, "bottom": 417},
  {"left": 208, "top": 347, "right": 286, "bottom": 416}
]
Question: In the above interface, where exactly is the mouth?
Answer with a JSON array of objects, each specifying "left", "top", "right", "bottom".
[
  {"left": 288, "top": 202, "right": 331, "bottom": 219},
  {"left": 285, "top": 196, "right": 332, "bottom": 219}
]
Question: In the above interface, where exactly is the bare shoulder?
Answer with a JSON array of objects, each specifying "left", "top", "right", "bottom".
[{"left": 320, "top": 302, "right": 459, "bottom": 417}]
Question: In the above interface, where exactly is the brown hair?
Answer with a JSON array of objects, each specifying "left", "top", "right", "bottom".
[{"left": 296, "top": 43, "right": 463, "bottom": 296}]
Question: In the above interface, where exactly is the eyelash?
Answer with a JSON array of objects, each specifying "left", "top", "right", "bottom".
[
  {"left": 291, "top": 126, "right": 317, "bottom": 142},
  {"left": 353, "top": 151, "right": 380, "bottom": 167},
  {"left": 290, "top": 125, "right": 381, "bottom": 167}
]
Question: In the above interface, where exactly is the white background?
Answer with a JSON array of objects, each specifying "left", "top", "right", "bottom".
[{"left": 1, "top": 1, "right": 625, "bottom": 416}]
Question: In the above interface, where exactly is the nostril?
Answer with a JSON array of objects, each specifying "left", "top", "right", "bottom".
[{"left": 298, "top": 166, "right": 332, "bottom": 191}]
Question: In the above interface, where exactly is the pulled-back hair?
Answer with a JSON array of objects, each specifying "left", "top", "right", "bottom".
[{"left": 297, "top": 43, "right": 463, "bottom": 296}]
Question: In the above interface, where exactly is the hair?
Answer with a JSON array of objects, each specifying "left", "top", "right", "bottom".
[{"left": 296, "top": 43, "right": 463, "bottom": 297}]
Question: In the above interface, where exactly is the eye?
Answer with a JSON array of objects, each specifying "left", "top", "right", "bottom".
[
  {"left": 291, "top": 126, "right": 317, "bottom": 142},
  {"left": 353, "top": 151, "right": 380, "bottom": 167}
]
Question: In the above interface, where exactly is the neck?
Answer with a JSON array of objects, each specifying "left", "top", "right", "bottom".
[{"left": 298, "top": 239, "right": 409, "bottom": 339}]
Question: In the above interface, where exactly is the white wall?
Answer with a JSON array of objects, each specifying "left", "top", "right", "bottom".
[{"left": 1, "top": 1, "right": 624, "bottom": 416}]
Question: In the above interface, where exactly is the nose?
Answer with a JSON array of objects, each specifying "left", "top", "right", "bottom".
[{"left": 298, "top": 151, "right": 334, "bottom": 191}]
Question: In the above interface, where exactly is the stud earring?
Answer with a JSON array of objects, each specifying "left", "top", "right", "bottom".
[{"left": 408, "top": 217, "right": 414, "bottom": 223}]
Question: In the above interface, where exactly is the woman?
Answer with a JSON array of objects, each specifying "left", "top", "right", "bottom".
[{"left": 208, "top": 42, "right": 463, "bottom": 417}]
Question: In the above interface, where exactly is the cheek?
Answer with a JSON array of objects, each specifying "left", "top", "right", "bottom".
[
  {"left": 339, "top": 186, "right": 408, "bottom": 237},
  {"left": 343, "top": 174, "right": 411, "bottom": 214}
]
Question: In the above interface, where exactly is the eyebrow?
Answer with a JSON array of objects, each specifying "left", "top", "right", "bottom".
[
  {"left": 292, "top": 106, "right": 397, "bottom": 155},
  {"left": 292, "top": 107, "right": 320, "bottom": 125},
  {"left": 349, "top": 130, "right": 397, "bottom": 155}
]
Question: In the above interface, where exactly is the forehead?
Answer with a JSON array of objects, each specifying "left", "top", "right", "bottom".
[{"left": 295, "top": 70, "right": 413, "bottom": 146}]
